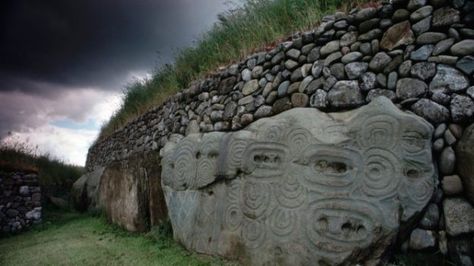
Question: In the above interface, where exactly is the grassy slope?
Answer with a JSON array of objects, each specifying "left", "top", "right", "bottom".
[
  {"left": 99, "top": 0, "right": 362, "bottom": 140},
  {"left": 0, "top": 140, "right": 83, "bottom": 197},
  {"left": 0, "top": 211, "right": 232, "bottom": 266}
]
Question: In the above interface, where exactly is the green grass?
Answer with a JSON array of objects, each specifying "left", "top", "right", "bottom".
[
  {"left": 0, "top": 138, "right": 84, "bottom": 198},
  {"left": 0, "top": 210, "right": 234, "bottom": 266},
  {"left": 99, "top": 0, "right": 366, "bottom": 140}
]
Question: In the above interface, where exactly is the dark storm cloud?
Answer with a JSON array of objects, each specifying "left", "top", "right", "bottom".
[{"left": 0, "top": 0, "right": 231, "bottom": 93}]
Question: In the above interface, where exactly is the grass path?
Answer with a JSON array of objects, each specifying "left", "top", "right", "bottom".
[{"left": 0, "top": 211, "right": 231, "bottom": 266}]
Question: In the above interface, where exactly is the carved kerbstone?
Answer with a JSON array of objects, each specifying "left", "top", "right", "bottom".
[{"left": 161, "top": 97, "right": 436, "bottom": 265}]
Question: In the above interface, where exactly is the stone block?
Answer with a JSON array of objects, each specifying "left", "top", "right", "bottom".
[{"left": 161, "top": 97, "right": 435, "bottom": 265}]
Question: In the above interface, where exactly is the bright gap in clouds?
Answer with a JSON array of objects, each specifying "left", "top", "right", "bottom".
[{"left": 1, "top": 88, "right": 122, "bottom": 166}]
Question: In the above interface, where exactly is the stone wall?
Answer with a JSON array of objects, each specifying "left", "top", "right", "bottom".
[
  {"left": 0, "top": 170, "right": 42, "bottom": 235},
  {"left": 83, "top": 0, "right": 474, "bottom": 264}
]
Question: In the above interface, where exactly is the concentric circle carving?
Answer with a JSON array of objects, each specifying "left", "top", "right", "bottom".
[
  {"left": 269, "top": 207, "right": 298, "bottom": 238},
  {"left": 242, "top": 219, "right": 266, "bottom": 248},
  {"left": 241, "top": 181, "right": 271, "bottom": 219},
  {"left": 361, "top": 148, "right": 400, "bottom": 198},
  {"left": 357, "top": 115, "right": 399, "bottom": 149},
  {"left": 275, "top": 175, "right": 306, "bottom": 208}
]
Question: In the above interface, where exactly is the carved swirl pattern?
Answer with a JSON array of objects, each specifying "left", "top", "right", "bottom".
[
  {"left": 161, "top": 154, "right": 175, "bottom": 187},
  {"left": 362, "top": 148, "right": 400, "bottom": 198},
  {"left": 263, "top": 125, "right": 284, "bottom": 141},
  {"left": 275, "top": 175, "right": 306, "bottom": 208},
  {"left": 401, "top": 131, "right": 428, "bottom": 155},
  {"left": 269, "top": 207, "right": 298, "bottom": 238},
  {"left": 227, "top": 138, "right": 248, "bottom": 171},
  {"left": 286, "top": 128, "right": 313, "bottom": 155},
  {"left": 173, "top": 139, "right": 196, "bottom": 189},
  {"left": 224, "top": 204, "right": 243, "bottom": 232},
  {"left": 242, "top": 219, "right": 266, "bottom": 249},
  {"left": 357, "top": 115, "right": 399, "bottom": 149},
  {"left": 240, "top": 181, "right": 272, "bottom": 219}
]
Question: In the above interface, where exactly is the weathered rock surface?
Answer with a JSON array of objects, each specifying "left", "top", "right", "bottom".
[
  {"left": 71, "top": 167, "right": 105, "bottom": 212},
  {"left": 457, "top": 125, "right": 474, "bottom": 205},
  {"left": 161, "top": 97, "right": 435, "bottom": 265},
  {"left": 99, "top": 154, "right": 167, "bottom": 232},
  {"left": 443, "top": 198, "right": 474, "bottom": 237}
]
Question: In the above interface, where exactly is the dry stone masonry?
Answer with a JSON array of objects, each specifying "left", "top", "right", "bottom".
[
  {"left": 82, "top": 0, "right": 474, "bottom": 264},
  {"left": 161, "top": 98, "right": 436, "bottom": 265},
  {"left": 0, "top": 170, "right": 42, "bottom": 235}
]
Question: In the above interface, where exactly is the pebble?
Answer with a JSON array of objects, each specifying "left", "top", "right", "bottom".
[
  {"left": 430, "top": 64, "right": 469, "bottom": 93},
  {"left": 254, "top": 105, "right": 272, "bottom": 119},
  {"left": 444, "top": 129, "right": 457, "bottom": 145},
  {"left": 291, "top": 93, "right": 309, "bottom": 107},
  {"left": 341, "top": 52, "right": 363, "bottom": 64},
  {"left": 369, "top": 52, "right": 392, "bottom": 72},
  {"left": 310, "top": 89, "right": 328, "bottom": 108},
  {"left": 433, "top": 38, "right": 455, "bottom": 56},
  {"left": 412, "top": 16, "right": 432, "bottom": 35},
  {"left": 433, "top": 138, "right": 445, "bottom": 152},
  {"left": 345, "top": 62, "right": 369, "bottom": 79},
  {"left": 396, "top": 78, "right": 427, "bottom": 99},
  {"left": 328, "top": 81, "right": 364, "bottom": 108},
  {"left": 450, "top": 94, "right": 474, "bottom": 123},
  {"left": 432, "top": 7, "right": 461, "bottom": 27},
  {"left": 443, "top": 198, "right": 474, "bottom": 236},
  {"left": 360, "top": 72, "right": 377, "bottom": 92},
  {"left": 410, "top": 45, "right": 434, "bottom": 61},
  {"left": 411, "top": 99, "right": 450, "bottom": 123},
  {"left": 410, "top": 6, "right": 433, "bottom": 22},
  {"left": 277, "top": 81, "right": 290, "bottom": 97},
  {"left": 320, "top": 40, "right": 340, "bottom": 56},
  {"left": 366, "top": 89, "right": 396, "bottom": 102},
  {"left": 409, "top": 229, "right": 436, "bottom": 250},
  {"left": 456, "top": 56, "right": 474, "bottom": 75},
  {"left": 417, "top": 32, "right": 447, "bottom": 44},
  {"left": 440, "top": 146, "right": 456, "bottom": 175},
  {"left": 410, "top": 62, "right": 436, "bottom": 80},
  {"left": 242, "top": 80, "right": 260, "bottom": 95},
  {"left": 442, "top": 175, "right": 463, "bottom": 195}
]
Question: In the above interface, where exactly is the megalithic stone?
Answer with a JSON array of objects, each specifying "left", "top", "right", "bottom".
[{"left": 161, "top": 97, "right": 436, "bottom": 266}]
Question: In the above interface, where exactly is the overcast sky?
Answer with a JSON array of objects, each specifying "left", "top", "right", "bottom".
[{"left": 0, "top": 0, "right": 234, "bottom": 165}]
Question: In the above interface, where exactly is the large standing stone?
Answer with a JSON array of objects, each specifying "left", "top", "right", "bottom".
[
  {"left": 161, "top": 97, "right": 436, "bottom": 265},
  {"left": 430, "top": 64, "right": 469, "bottom": 93},
  {"left": 380, "top": 21, "right": 415, "bottom": 51},
  {"left": 71, "top": 167, "right": 105, "bottom": 212},
  {"left": 457, "top": 125, "right": 474, "bottom": 205},
  {"left": 99, "top": 154, "right": 167, "bottom": 232},
  {"left": 443, "top": 198, "right": 474, "bottom": 236}
]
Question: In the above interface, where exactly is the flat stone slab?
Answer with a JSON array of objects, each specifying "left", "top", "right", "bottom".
[{"left": 161, "top": 97, "right": 436, "bottom": 265}]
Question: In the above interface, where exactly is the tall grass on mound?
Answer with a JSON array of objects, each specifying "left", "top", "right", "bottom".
[
  {"left": 0, "top": 137, "right": 84, "bottom": 198},
  {"left": 99, "top": 0, "right": 364, "bottom": 139}
]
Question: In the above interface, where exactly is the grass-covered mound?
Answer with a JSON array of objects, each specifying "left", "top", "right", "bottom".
[
  {"left": 0, "top": 139, "right": 84, "bottom": 199},
  {"left": 99, "top": 0, "right": 366, "bottom": 139}
]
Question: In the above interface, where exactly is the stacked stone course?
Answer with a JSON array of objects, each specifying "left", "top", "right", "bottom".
[
  {"left": 85, "top": 0, "right": 474, "bottom": 263},
  {"left": 0, "top": 171, "right": 42, "bottom": 235}
]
